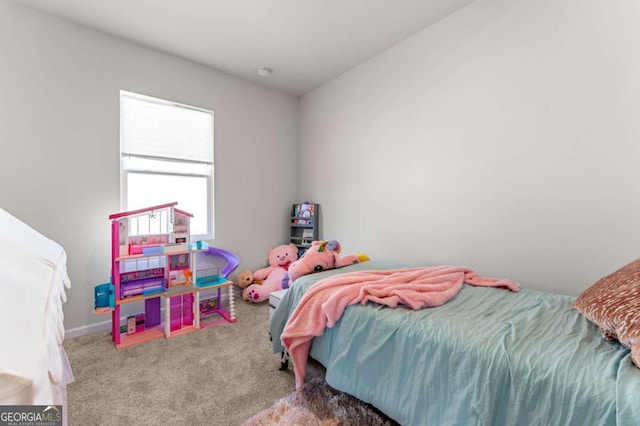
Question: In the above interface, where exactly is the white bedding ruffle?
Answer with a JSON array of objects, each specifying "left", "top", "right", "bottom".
[{"left": 0, "top": 208, "right": 71, "bottom": 405}]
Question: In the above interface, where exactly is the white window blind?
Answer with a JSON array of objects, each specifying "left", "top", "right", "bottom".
[{"left": 120, "top": 91, "right": 213, "bottom": 163}]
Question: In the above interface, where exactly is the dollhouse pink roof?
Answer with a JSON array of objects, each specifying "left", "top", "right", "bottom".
[
  {"left": 108, "top": 202, "right": 193, "bottom": 220},
  {"left": 174, "top": 208, "right": 194, "bottom": 218}
]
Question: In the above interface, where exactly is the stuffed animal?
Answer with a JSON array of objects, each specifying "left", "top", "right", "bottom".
[
  {"left": 287, "top": 240, "right": 370, "bottom": 283},
  {"left": 233, "top": 269, "right": 264, "bottom": 301},
  {"left": 244, "top": 243, "right": 299, "bottom": 303}
]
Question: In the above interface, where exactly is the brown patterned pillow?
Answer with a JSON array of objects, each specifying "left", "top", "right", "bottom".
[{"left": 573, "top": 258, "right": 640, "bottom": 367}]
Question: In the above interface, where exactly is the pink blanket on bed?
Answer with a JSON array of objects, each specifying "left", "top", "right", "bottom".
[{"left": 280, "top": 266, "right": 520, "bottom": 391}]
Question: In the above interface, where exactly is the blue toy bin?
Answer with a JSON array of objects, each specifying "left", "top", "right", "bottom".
[{"left": 95, "top": 282, "right": 113, "bottom": 309}]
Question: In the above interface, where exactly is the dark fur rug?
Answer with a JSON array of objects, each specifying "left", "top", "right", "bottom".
[{"left": 242, "top": 380, "right": 399, "bottom": 426}]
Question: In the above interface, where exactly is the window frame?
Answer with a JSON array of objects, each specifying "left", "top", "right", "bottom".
[{"left": 119, "top": 91, "right": 214, "bottom": 240}]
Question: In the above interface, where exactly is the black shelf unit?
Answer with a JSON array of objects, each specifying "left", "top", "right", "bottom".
[{"left": 290, "top": 203, "right": 319, "bottom": 257}]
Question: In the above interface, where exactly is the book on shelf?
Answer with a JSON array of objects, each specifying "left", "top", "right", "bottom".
[
  {"left": 293, "top": 204, "right": 301, "bottom": 224},
  {"left": 294, "top": 202, "right": 315, "bottom": 224},
  {"left": 301, "top": 228, "right": 314, "bottom": 244}
]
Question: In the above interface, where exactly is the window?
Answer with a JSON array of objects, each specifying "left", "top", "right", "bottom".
[{"left": 120, "top": 91, "right": 214, "bottom": 238}]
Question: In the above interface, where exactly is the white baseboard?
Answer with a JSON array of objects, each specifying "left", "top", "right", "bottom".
[{"left": 66, "top": 318, "right": 112, "bottom": 338}]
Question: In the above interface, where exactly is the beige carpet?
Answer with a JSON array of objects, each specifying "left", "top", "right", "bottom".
[
  {"left": 65, "top": 289, "right": 399, "bottom": 425},
  {"left": 64, "top": 290, "right": 326, "bottom": 426}
]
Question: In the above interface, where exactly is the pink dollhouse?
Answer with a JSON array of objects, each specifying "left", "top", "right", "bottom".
[{"left": 104, "top": 202, "right": 237, "bottom": 348}]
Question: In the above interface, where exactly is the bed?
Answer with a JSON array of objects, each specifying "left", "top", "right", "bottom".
[
  {"left": 270, "top": 260, "right": 640, "bottom": 426},
  {"left": 0, "top": 209, "right": 73, "bottom": 413}
]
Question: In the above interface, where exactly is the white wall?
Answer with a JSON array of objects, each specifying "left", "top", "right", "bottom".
[
  {"left": 299, "top": 0, "right": 640, "bottom": 295},
  {"left": 0, "top": 1, "right": 299, "bottom": 333}
]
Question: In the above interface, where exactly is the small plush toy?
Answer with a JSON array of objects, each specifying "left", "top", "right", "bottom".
[
  {"left": 287, "top": 240, "right": 370, "bottom": 283},
  {"left": 233, "top": 269, "right": 264, "bottom": 301},
  {"left": 244, "top": 243, "right": 299, "bottom": 303}
]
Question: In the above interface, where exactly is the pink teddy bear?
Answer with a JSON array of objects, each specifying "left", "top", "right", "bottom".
[
  {"left": 244, "top": 243, "right": 299, "bottom": 303},
  {"left": 287, "top": 240, "right": 370, "bottom": 283}
]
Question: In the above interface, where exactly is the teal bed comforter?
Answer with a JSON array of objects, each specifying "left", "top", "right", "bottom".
[{"left": 270, "top": 261, "right": 640, "bottom": 426}]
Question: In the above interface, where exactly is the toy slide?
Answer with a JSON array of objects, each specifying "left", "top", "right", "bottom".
[{"left": 195, "top": 247, "right": 240, "bottom": 287}]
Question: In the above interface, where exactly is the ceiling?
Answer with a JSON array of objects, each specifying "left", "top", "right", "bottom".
[{"left": 9, "top": 0, "right": 474, "bottom": 95}]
